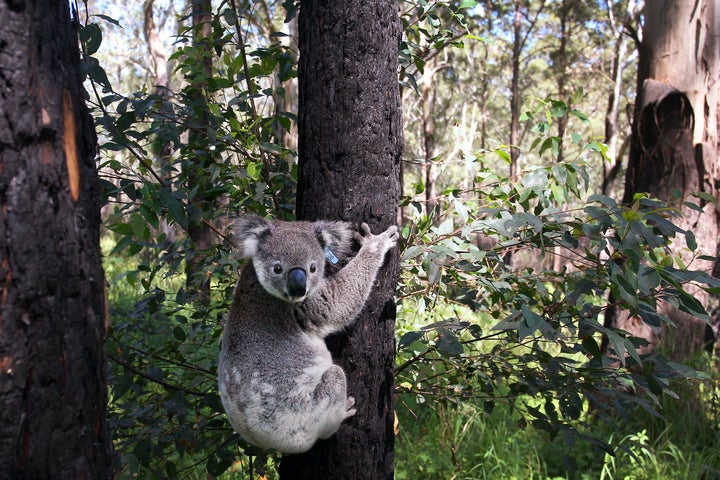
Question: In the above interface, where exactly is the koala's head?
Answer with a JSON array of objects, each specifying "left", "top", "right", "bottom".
[{"left": 234, "top": 215, "right": 354, "bottom": 303}]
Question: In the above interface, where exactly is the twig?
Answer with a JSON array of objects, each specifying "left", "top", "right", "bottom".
[{"left": 108, "top": 353, "right": 208, "bottom": 397}]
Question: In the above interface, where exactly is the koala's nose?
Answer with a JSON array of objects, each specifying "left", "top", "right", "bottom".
[{"left": 287, "top": 268, "right": 307, "bottom": 298}]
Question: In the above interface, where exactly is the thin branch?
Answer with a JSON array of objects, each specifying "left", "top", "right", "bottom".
[{"left": 108, "top": 353, "right": 208, "bottom": 397}]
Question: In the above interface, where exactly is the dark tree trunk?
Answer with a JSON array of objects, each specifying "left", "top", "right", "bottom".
[
  {"left": 0, "top": 0, "right": 113, "bottom": 478},
  {"left": 613, "top": 0, "right": 720, "bottom": 357},
  {"left": 278, "top": 0, "right": 403, "bottom": 478}
]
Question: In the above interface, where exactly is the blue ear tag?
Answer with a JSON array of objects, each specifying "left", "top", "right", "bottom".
[{"left": 324, "top": 247, "right": 339, "bottom": 265}]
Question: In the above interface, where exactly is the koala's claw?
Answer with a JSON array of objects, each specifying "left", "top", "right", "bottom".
[
  {"left": 356, "top": 223, "right": 399, "bottom": 253},
  {"left": 344, "top": 396, "right": 357, "bottom": 419}
]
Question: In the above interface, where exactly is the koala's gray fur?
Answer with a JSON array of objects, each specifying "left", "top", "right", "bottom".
[{"left": 218, "top": 215, "right": 399, "bottom": 454}]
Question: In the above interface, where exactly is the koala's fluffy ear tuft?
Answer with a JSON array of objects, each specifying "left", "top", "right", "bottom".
[
  {"left": 314, "top": 221, "right": 354, "bottom": 260},
  {"left": 234, "top": 215, "right": 272, "bottom": 258}
]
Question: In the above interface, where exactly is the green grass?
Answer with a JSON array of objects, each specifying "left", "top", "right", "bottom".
[
  {"left": 395, "top": 356, "right": 720, "bottom": 480},
  {"left": 396, "top": 399, "right": 553, "bottom": 480}
]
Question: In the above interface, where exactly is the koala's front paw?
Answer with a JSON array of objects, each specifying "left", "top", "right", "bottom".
[
  {"left": 357, "top": 223, "right": 399, "bottom": 256},
  {"left": 344, "top": 396, "right": 357, "bottom": 420}
]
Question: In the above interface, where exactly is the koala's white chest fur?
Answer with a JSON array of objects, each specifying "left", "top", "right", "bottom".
[{"left": 218, "top": 216, "right": 398, "bottom": 454}]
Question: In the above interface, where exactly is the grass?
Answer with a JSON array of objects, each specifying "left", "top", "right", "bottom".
[
  {"left": 395, "top": 355, "right": 720, "bottom": 480},
  {"left": 396, "top": 399, "right": 553, "bottom": 480},
  {"left": 393, "top": 293, "right": 720, "bottom": 480}
]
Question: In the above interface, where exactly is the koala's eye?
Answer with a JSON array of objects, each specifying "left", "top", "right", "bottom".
[
  {"left": 272, "top": 262, "right": 283, "bottom": 274},
  {"left": 309, "top": 262, "right": 317, "bottom": 273}
]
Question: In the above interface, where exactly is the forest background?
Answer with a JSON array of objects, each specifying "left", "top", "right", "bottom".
[{"left": 20, "top": 0, "right": 720, "bottom": 478}]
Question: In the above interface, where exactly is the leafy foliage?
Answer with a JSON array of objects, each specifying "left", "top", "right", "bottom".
[{"left": 395, "top": 133, "right": 718, "bottom": 472}]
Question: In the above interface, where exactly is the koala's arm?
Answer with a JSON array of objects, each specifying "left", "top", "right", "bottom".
[{"left": 298, "top": 223, "right": 399, "bottom": 337}]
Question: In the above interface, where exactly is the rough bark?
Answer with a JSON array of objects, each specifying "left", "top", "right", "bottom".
[
  {"left": 278, "top": 0, "right": 403, "bottom": 478},
  {"left": 615, "top": 0, "right": 719, "bottom": 357},
  {"left": 0, "top": 0, "right": 113, "bottom": 477}
]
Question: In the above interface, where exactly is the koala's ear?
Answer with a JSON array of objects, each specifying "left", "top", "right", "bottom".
[
  {"left": 314, "top": 221, "right": 354, "bottom": 260},
  {"left": 234, "top": 215, "right": 271, "bottom": 258}
]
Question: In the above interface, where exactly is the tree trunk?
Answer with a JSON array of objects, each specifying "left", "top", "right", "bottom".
[
  {"left": 143, "top": 0, "right": 170, "bottom": 98},
  {"left": 601, "top": 0, "right": 640, "bottom": 197},
  {"left": 509, "top": 0, "right": 522, "bottom": 180},
  {"left": 185, "top": 0, "right": 214, "bottom": 303},
  {"left": 0, "top": 1, "right": 113, "bottom": 478},
  {"left": 421, "top": 62, "right": 441, "bottom": 221},
  {"left": 555, "top": 0, "right": 568, "bottom": 165},
  {"left": 144, "top": 0, "right": 176, "bottom": 243},
  {"left": 616, "top": 0, "right": 719, "bottom": 357},
  {"left": 278, "top": 0, "right": 402, "bottom": 478}
]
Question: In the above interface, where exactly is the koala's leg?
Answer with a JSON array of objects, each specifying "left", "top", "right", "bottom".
[{"left": 313, "top": 365, "right": 354, "bottom": 440}]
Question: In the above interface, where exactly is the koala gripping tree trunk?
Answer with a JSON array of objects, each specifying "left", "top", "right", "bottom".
[
  {"left": 0, "top": 0, "right": 113, "bottom": 478},
  {"left": 279, "top": 1, "right": 403, "bottom": 479}
]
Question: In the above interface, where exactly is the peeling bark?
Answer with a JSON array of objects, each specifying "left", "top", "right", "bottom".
[{"left": 614, "top": 0, "right": 720, "bottom": 357}]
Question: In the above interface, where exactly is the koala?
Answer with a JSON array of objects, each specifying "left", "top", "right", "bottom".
[{"left": 218, "top": 215, "right": 399, "bottom": 454}]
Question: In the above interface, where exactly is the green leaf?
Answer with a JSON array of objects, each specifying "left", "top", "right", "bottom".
[
  {"left": 570, "top": 109, "right": 589, "bottom": 122},
  {"left": 550, "top": 100, "right": 567, "bottom": 118},
  {"left": 676, "top": 291, "right": 709, "bottom": 320},
  {"left": 605, "top": 331, "right": 627, "bottom": 366},
  {"left": 692, "top": 191, "right": 716, "bottom": 203},
  {"left": 222, "top": 7, "right": 236, "bottom": 25},
  {"left": 454, "top": 198, "right": 469, "bottom": 223},
  {"left": 158, "top": 187, "right": 188, "bottom": 231},
  {"left": 246, "top": 161, "right": 262, "bottom": 181},
  {"left": 433, "top": 217, "right": 454, "bottom": 236},
  {"left": 436, "top": 328, "right": 464, "bottom": 357},
  {"left": 173, "top": 326, "right": 187, "bottom": 341},
  {"left": 260, "top": 142, "right": 283, "bottom": 154},
  {"left": 206, "top": 449, "right": 234, "bottom": 477},
  {"left": 495, "top": 148, "right": 511, "bottom": 164},
  {"left": 519, "top": 305, "right": 542, "bottom": 339},
  {"left": 93, "top": 14, "right": 122, "bottom": 27},
  {"left": 282, "top": 0, "right": 299, "bottom": 22},
  {"left": 80, "top": 23, "right": 102, "bottom": 55},
  {"left": 665, "top": 361, "right": 710, "bottom": 379},
  {"left": 398, "top": 331, "right": 424, "bottom": 350},
  {"left": 81, "top": 56, "right": 112, "bottom": 91}
]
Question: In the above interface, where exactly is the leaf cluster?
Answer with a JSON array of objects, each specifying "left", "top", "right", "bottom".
[{"left": 396, "top": 137, "right": 717, "bottom": 466}]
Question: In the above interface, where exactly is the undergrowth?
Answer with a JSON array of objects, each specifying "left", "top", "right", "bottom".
[{"left": 395, "top": 352, "right": 720, "bottom": 480}]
